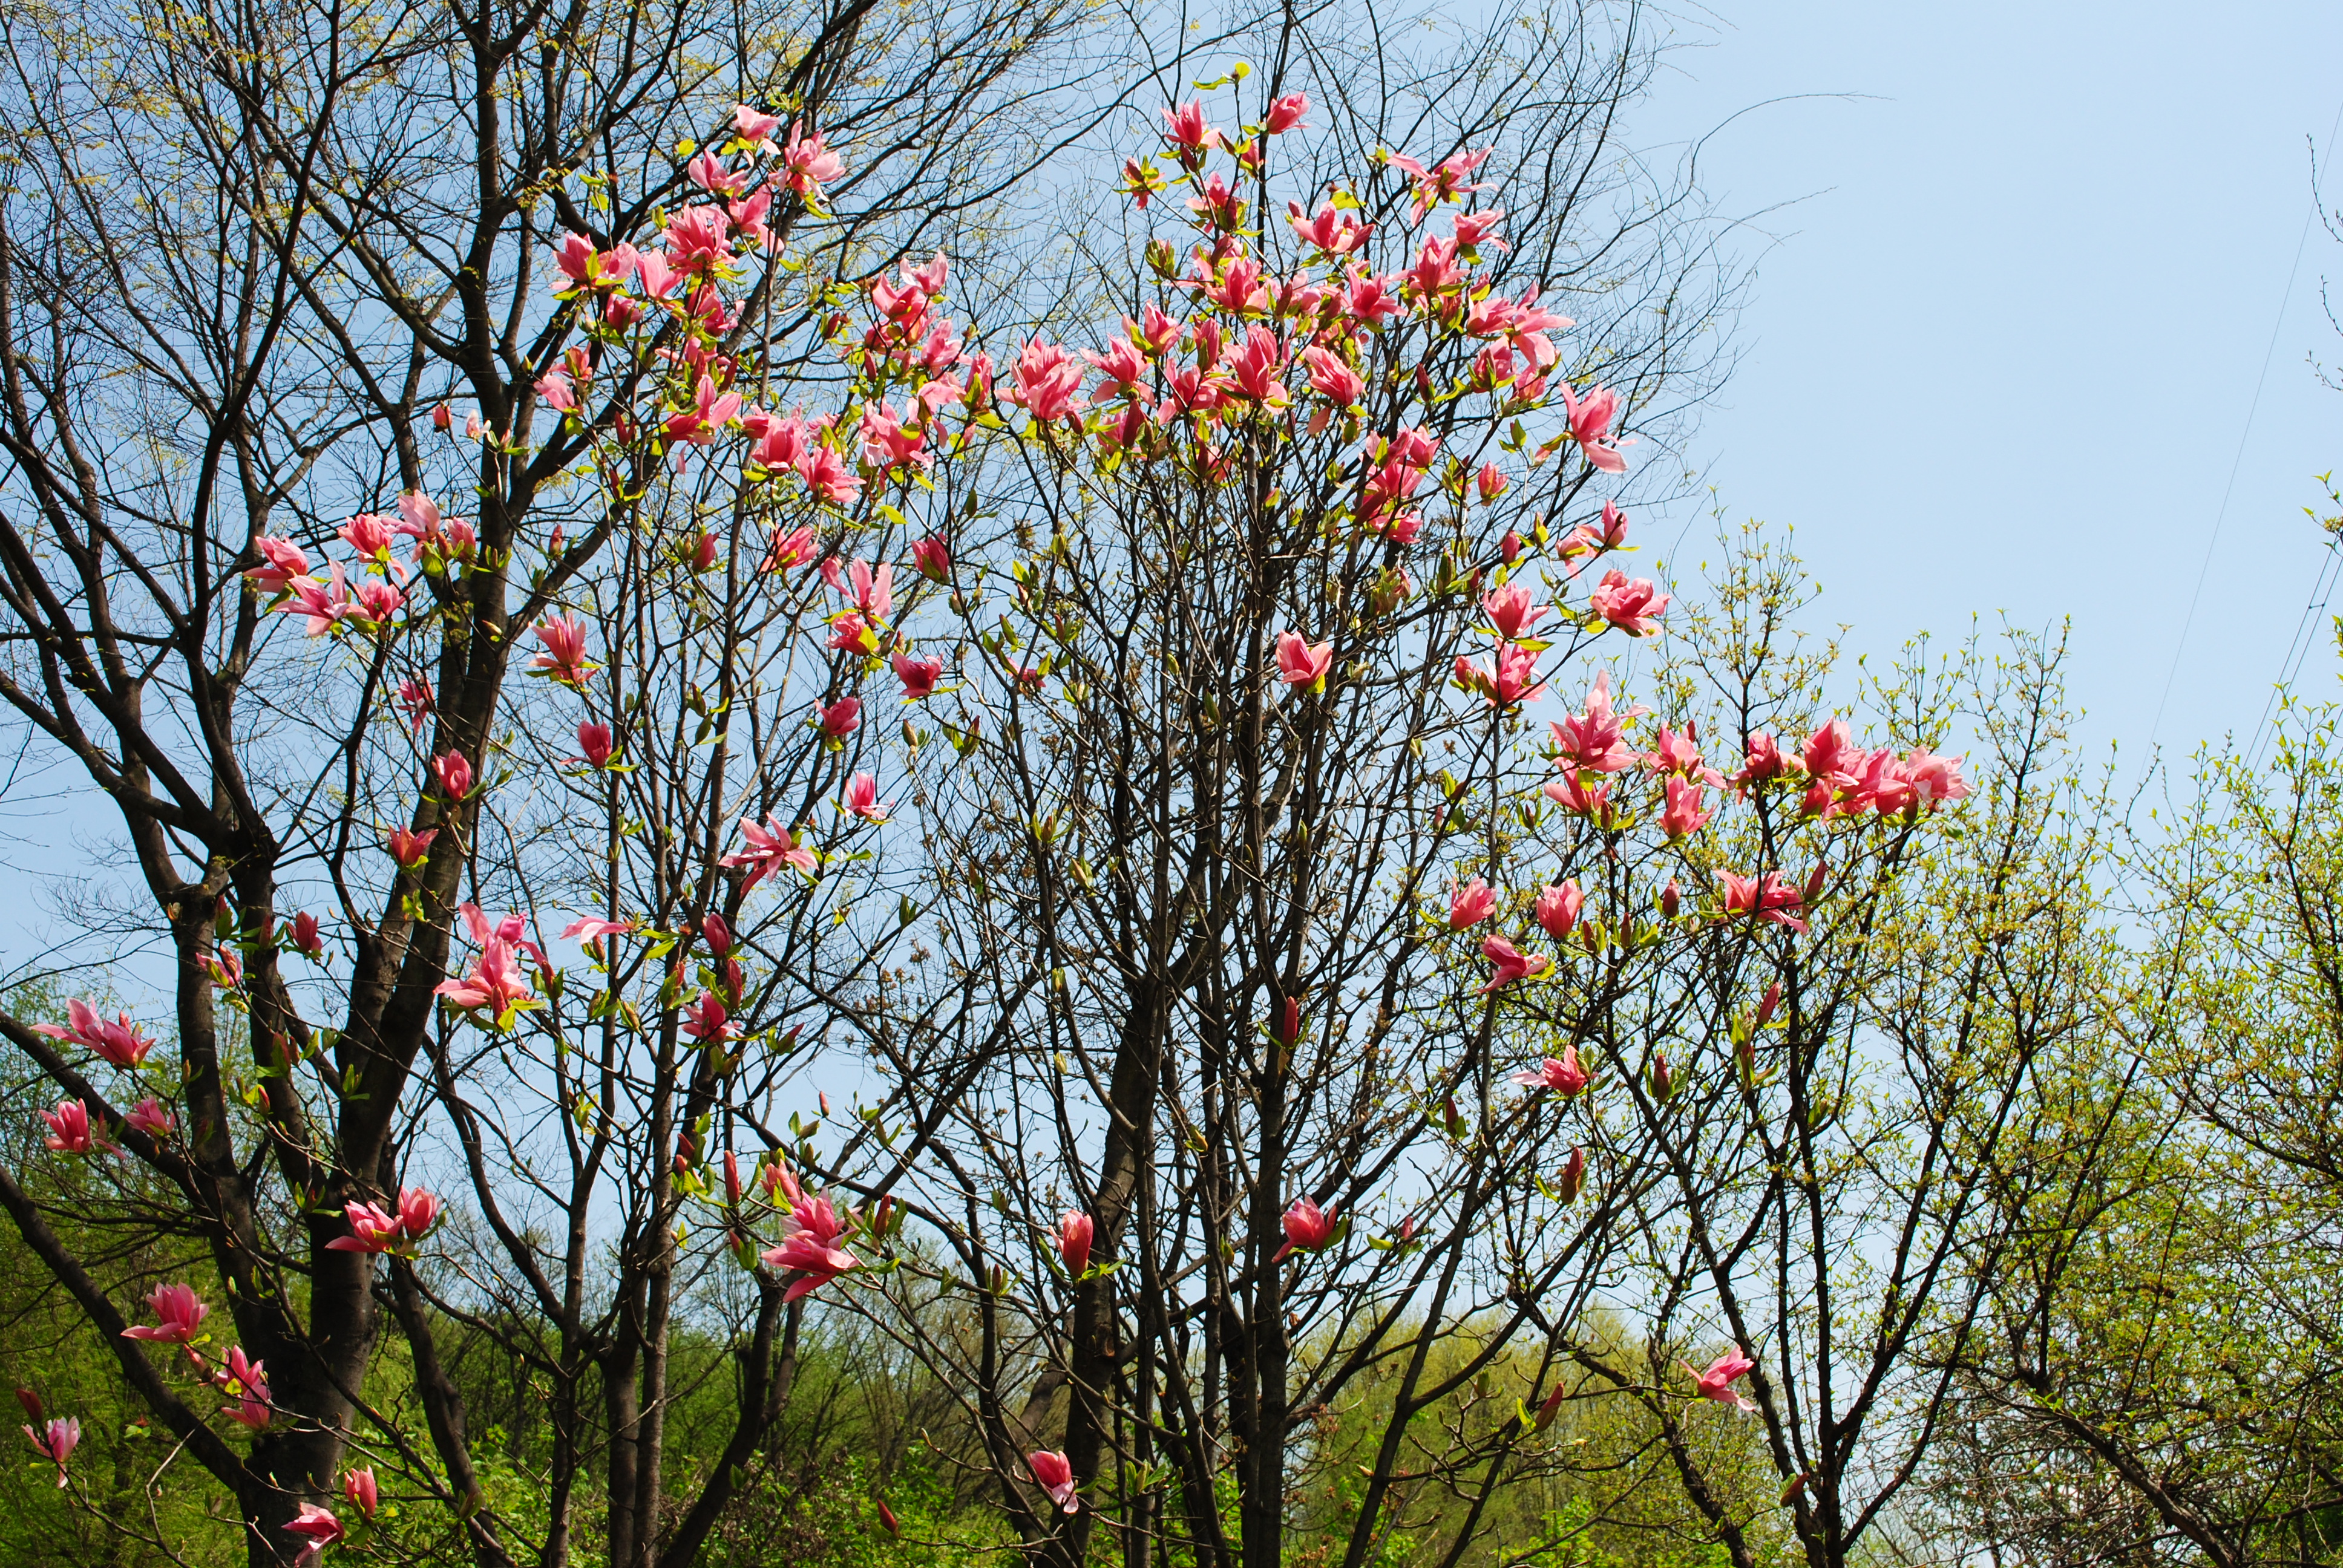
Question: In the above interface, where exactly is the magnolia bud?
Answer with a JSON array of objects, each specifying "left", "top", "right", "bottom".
[
  {"left": 1756, "top": 981, "right": 1781, "bottom": 1028},
  {"left": 1556, "top": 1146, "right": 1585, "bottom": 1204},
  {"left": 1280, "top": 995, "right": 1302, "bottom": 1046},
  {"left": 1659, "top": 879, "right": 1680, "bottom": 918},
  {"left": 1648, "top": 1053, "right": 1673, "bottom": 1100},
  {"left": 1499, "top": 531, "right": 1524, "bottom": 564},
  {"left": 723, "top": 1151, "right": 742, "bottom": 1204},
  {"left": 877, "top": 1497, "right": 902, "bottom": 1537},
  {"left": 1534, "top": 1382, "right": 1567, "bottom": 1432},
  {"left": 430, "top": 401, "right": 453, "bottom": 433},
  {"left": 1145, "top": 238, "right": 1177, "bottom": 278},
  {"left": 1804, "top": 860, "right": 1827, "bottom": 903}
]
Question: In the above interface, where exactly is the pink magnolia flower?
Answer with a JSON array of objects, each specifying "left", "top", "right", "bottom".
[
  {"left": 688, "top": 148, "right": 744, "bottom": 199},
  {"left": 781, "top": 122, "right": 845, "bottom": 201},
  {"left": 1801, "top": 720, "right": 1858, "bottom": 789},
  {"left": 282, "top": 1503, "right": 345, "bottom": 1549},
  {"left": 1084, "top": 335, "right": 1148, "bottom": 400},
  {"left": 1512, "top": 1044, "right": 1590, "bottom": 1096},
  {"left": 1557, "top": 381, "right": 1630, "bottom": 472},
  {"left": 338, "top": 511, "right": 400, "bottom": 566},
  {"left": 1058, "top": 1210, "right": 1093, "bottom": 1276},
  {"left": 1006, "top": 339, "right": 1086, "bottom": 423},
  {"left": 560, "top": 915, "right": 635, "bottom": 946},
  {"left": 530, "top": 615, "right": 596, "bottom": 687},
  {"left": 217, "top": 1343, "right": 272, "bottom": 1429},
  {"left": 1453, "top": 643, "right": 1545, "bottom": 708},
  {"left": 326, "top": 1186, "right": 437, "bottom": 1256},
  {"left": 828, "top": 612, "right": 879, "bottom": 656},
  {"left": 326, "top": 1201, "right": 401, "bottom": 1254},
  {"left": 1288, "top": 202, "right": 1372, "bottom": 256},
  {"left": 750, "top": 515, "right": 814, "bottom": 572},
  {"left": 387, "top": 826, "right": 437, "bottom": 869},
  {"left": 34, "top": 998, "right": 157, "bottom": 1070},
  {"left": 892, "top": 652, "right": 943, "bottom": 699},
  {"left": 398, "top": 1187, "right": 440, "bottom": 1240},
  {"left": 1687, "top": 1350, "right": 1757, "bottom": 1413},
  {"left": 1161, "top": 99, "right": 1223, "bottom": 160},
  {"left": 1661, "top": 777, "right": 1713, "bottom": 840},
  {"left": 41, "top": 1099, "right": 101, "bottom": 1155},
  {"left": 1904, "top": 748, "right": 1970, "bottom": 810},
  {"left": 395, "top": 677, "right": 433, "bottom": 731},
  {"left": 1302, "top": 345, "right": 1365, "bottom": 405},
  {"left": 1275, "top": 632, "right": 1334, "bottom": 690},
  {"left": 1542, "top": 770, "right": 1614, "bottom": 822},
  {"left": 22, "top": 1414, "right": 77, "bottom": 1487},
  {"left": 1481, "top": 583, "right": 1545, "bottom": 642},
  {"left": 126, "top": 1097, "right": 176, "bottom": 1138},
  {"left": 761, "top": 1194, "right": 860, "bottom": 1301},
  {"left": 278, "top": 563, "right": 356, "bottom": 635},
  {"left": 200, "top": 945, "right": 242, "bottom": 990},
  {"left": 122, "top": 1283, "right": 207, "bottom": 1344},
  {"left": 431, "top": 750, "right": 474, "bottom": 800},
  {"left": 1718, "top": 871, "right": 1809, "bottom": 935},
  {"left": 1274, "top": 1198, "right": 1335, "bottom": 1262},
  {"left": 682, "top": 992, "right": 734, "bottom": 1043},
  {"left": 1645, "top": 721, "right": 1724, "bottom": 786},
  {"left": 1222, "top": 324, "right": 1288, "bottom": 405},
  {"left": 574, "top": 722, "right": 614, "bottom": 769},
  {"left": 434, "top": 904, "right": 537, "bottom": 1020},
  {"left": 1729, "top": 732, "right": 1797, "bottom": 787},
  {"left": 732, "top": 104, "right": 782, "bottom": 152},
  {"left": 666, "top": 373, "right": 743, "bottom": 445},
  {"left": 1550, "top": 673, "right": 1642, "bottom": 774},
  {"left": 284, "top": 910, "right": 325, "bottom": 959},
  {"left": 1263, "top": 91, "right": 1309, "bottom": 134},
  {"left": 1447, "top": 878, "right": 1497, "bottom": 929},
  {"left": 1382, "top": 145, "right": 1495, "bottom": 221},
  {"left": 1343, "top": 263, "right": 1403, "bottom": 327},
  {"left": 701, "top": 913, "right": 734, "bottom": 956},
  {"left": 244, "top": 534, "right": 310, "bottom": 595},
  {"left": 536, "top": 367, "right": 578, "bottom": 413},
  {"left": 1535, "top": 881, "right": 1584, "bottom": 941},
  {"left": 1479, "top": 934, "right": 1552, "bottom": 993},
  {"left": 1028, "top": 1448, "right": 1080, "bottom": 1513},
  {"left": 818, "top": 697, "right": 862, "bottom": 740},
  {"left": 721, "top": 816, "right": 820, "bottom": 891},
  {"left": 847, "top": 558, "right": 894, "bottom": 621},
  {"left": 1452, "top": 207, "right": 1509, "bottom": 253},
  {"left": 1587, "top": 570, "right": 1668, "bottom": 636},
  {"left": 844, "top": 772, "right": 891, "bottom": 824},
  {"left": 911, "top": 535, "right": 951, "bottom": 583},
  {"left": 344, "top": 1465, "right": 379, "bottom": 1518}
]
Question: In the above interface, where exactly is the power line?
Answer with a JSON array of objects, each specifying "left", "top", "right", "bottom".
[
  {"left": 2149, "top": 96, "right": 2343, "bottom": 754},
  {"left": 2246, "top": 532, "right": 2342, "bottom": 769}
]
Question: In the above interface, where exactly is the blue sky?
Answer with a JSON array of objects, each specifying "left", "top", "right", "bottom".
[{"left": 1636, "top": 0, "right": 2343, "bottom": 766}]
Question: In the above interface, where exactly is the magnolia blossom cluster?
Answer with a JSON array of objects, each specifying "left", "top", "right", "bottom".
[
  {"left": 244, "top": 492, "right": 479, "bottom": 640},
  {"left": 117, "top": 1284, "right": 271, "bottom": 1430},
  {"left": 1433, "top": 676, "right": 1971, "bottom": 993}
]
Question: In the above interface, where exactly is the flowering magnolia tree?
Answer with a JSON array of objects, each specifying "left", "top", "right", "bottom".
[
  {"left": 0, "top": 4, "right": 2033, "bottom": 1568},
  {"left": 758, "top": 80, "right": 2001, "bottom": 1568},
  {"left": 0, "top": 0, "right": 1113, "bottom": 1557}
]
